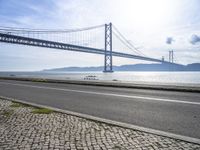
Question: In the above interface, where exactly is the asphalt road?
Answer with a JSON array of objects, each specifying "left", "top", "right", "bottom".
[{"left": 0, "top": 79, "right": 200, "bottom": 139}]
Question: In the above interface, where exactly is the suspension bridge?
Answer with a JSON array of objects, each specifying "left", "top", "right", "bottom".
[{"left": 0, "top": 23, "right": 172, "bottom": 72}]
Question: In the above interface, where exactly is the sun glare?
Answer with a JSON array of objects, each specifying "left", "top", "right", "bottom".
[{"left": 121, "top": 0, "right": 172, "bottom": 32}]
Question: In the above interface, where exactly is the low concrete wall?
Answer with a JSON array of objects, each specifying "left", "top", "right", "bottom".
[{"left": 0, "top": 76, "right": 199, "bottom": 92}]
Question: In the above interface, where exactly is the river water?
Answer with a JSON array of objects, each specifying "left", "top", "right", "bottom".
[{"left": 0, "top": 71, "right": 200, "bottom": 85}]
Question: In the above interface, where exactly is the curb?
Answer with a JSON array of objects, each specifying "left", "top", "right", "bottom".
[
  {"left": 1, "top": 95, "right": 200, "bottom": 145},
  {"left": 0, "top": 77, "right": 200, "bottom": 93}
]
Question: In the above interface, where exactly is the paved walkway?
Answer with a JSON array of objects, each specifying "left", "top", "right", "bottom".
[{"left": 0, "top": 99, "right": 199, "bottom": 150}]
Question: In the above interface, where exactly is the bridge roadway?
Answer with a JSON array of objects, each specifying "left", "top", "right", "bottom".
[
  {"left": 0, "top": 79, "right": 199, "bottom": 139},
  {"left": 0, "top": 32, "right": 164, "bottom": 63}
]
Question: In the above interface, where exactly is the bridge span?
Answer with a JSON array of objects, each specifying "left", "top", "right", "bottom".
[{"left": 0, "top": 23, "right": 173, "bottom": 72}]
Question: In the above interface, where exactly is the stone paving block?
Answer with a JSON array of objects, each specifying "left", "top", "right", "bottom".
[{"left": 0, "top": 98, "right": 200, "bottom": 150}]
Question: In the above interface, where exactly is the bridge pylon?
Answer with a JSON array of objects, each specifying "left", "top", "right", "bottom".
[{"left": 103, "top": 23, "right": 113, "bottom": 73}]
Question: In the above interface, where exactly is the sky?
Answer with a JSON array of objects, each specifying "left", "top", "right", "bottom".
[{"left": 0, "top": 0, "right": 200, "bottom": 71}]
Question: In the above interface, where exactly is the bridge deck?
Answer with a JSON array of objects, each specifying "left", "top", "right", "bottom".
[{"left": 0, "top": 32, "right": 164, "bottom": 63}]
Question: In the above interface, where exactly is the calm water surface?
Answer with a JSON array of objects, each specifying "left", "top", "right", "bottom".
[{"left": 0, "top": 71, "right": 200, "bottom": 85}]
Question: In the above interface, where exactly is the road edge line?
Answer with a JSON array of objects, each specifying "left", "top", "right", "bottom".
[{"left": 0, "top": 95, "right": 200, "bottom": 145}]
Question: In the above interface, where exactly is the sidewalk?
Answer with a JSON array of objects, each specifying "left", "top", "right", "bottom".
[{"left": 0, "top": 98, "right": 199, "bottom": 150}]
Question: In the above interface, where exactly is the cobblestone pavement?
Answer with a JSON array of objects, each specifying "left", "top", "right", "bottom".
[{"left": 0, "top": 99, "right": 200, "bottom": 150}]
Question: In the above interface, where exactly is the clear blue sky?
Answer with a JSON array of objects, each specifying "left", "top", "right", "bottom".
[{"left": 0, "top": 0, "right": 200, "bottom": 71}]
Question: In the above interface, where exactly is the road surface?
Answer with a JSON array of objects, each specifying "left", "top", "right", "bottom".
[{"left": 0, "top": 79, "right": 199, "bottom": 139}]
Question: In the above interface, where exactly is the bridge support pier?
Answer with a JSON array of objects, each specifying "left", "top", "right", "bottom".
[{"left": 103, "top": 23, "right": 113, "bottom": 73}]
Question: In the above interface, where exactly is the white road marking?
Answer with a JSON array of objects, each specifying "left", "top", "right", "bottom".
[{"left": 0, "top": 81, "right": 200, "bottom": 105}]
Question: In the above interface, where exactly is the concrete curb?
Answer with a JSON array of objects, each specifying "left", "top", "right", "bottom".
[
  {"left": 0, "top": 77, "right": 200, "bottom": 93},
  {"left": 1, "top": 95, "right": 200, "bottom": 145}
]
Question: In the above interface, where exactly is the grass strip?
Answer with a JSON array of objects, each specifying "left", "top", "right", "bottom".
[{"left": 32, "top": 108, "right": 53, "bottom": 114}]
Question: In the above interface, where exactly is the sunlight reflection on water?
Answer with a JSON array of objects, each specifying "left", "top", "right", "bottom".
[{"left": 1, "top": 71, "right": 199, "bottom": 85}]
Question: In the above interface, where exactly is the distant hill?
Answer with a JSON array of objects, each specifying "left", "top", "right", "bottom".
[
  {"left": 185, "top": 63, "right": 200, "bottom": 71},
  {"left": 43, "top": 63, "right": 200, "bottom": 72}
]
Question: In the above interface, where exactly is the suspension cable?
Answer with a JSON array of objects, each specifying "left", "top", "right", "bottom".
[
  {"left": 112, "top": 25, "right": 146, "bottom": 56},
  {"left": 0, "top": 24, "right": 105, "bottom": 33},
  {"left": 112, "top": 31, "right": 143, "bottom": 56}
]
